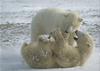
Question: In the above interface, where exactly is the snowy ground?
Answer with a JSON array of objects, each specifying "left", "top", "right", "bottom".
[{"left": 0, "top": 0, "right": 100, "bottom": 71}]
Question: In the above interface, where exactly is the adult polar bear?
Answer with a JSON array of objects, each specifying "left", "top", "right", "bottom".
[{"left": 31, "top": 8, "right": 83, "bottom": 41}]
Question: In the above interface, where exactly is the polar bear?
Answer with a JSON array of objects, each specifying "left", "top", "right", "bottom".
[
  {"left": 21, "top": 29, "right": 94, "bottom": 68},
  {"left": 31, "top": 8, "right": 83, "bottom": 42},
  {"left": 50, "top": 30, "right": 94, "bottom": 67},
  {"left": 75, "top": 31, "right": 94, "bottom": 66},
  {"left": 21, "top": 35, "right": 57, "bottom": 68},
  {"left": 21, "top": 29, "right": 79, "bottom": 68},
  {"left": 50, "top": 29, "right": 80, "bottom": 68}
]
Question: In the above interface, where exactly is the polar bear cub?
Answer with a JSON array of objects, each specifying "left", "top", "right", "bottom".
[
  {"left": 21, "top": 35, "right": 57, "bottom": 68},
  {"left": 31, "top": 8, "right": 83, "bottom": 41},
  {"left": 50, "top": 30, "right": 94, "bottom": 67},
  {"left": 50, "top": 29, "right": 80, "bottom": 68}
]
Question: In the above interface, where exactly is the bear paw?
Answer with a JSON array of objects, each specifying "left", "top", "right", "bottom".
[
  {"left": 38, "top": 34, "right": 55, "bottom": 43},
  {"left": 50, "top": 29, "right": 65, "bottom": 45}
]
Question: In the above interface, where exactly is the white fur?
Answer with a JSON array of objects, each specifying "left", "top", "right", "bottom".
[{"left": 31, "top": 8, "right": 82, "bottom": 42}]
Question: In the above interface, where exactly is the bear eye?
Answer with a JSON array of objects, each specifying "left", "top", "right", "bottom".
[
  {"left": 48, "top": 35, "right": 51, "bottom": 39},
  {"left": 87, "top": 44, "right": 91, "bottom": 47},
  {"left": 75, "top": 30, "right": 78, "bottom": 35},
  {"left": 78, "top": 18, "right": 83, "bottom": 22},
  {"left": 65, "top": 30, "right": 68, "bottom": 33}
]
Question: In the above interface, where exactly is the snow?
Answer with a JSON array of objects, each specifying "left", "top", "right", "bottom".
[
  {"left": 0, "top": 0, "right": 100, "bottom": 71},
  {"left": 0, "top": 47, "right": 100, "bottom": 71}
]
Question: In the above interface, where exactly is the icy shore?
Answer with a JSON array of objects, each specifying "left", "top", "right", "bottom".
[{"left": 0, "top": 0, "right": 100, "bottom": 71}]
